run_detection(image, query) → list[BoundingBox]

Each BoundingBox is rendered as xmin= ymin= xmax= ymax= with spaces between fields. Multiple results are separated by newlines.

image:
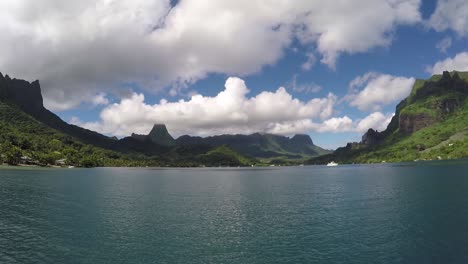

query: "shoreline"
xmin=1 ymin=158 xmax=467 ymax=170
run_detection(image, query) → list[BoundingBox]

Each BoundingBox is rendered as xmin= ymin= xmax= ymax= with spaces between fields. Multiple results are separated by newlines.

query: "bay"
xmin=1 ymin=161 xmax=468 ymax=263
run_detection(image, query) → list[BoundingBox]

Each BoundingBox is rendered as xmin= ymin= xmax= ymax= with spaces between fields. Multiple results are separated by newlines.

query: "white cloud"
xmin=0 ymin=0 xmax=421 ymax=110
xmin=265 ymin=112 xmax=395 ymax=135
xmin=427 ymin=52 xmax=468 ymax=74
xmin=71 ymin=77 xmax=398 ymax=138
xmin=74 ymin=77 xmax=338 ymax=137
xmin=319 ymin=116 xmax=355 ymax=133
xmin=266 ymin=116 xmax=354 ymax=135
xmin=46 ymin=92 xmax=111 ymax=111
xmin=356 ymin=112 xmax=394 ymax=133
xmin=436 ymin=36 xmax=452 ymax=53
xmin=347 ymin=72 xmax=415 ymax=111
xmin=298 ymin=0 xmax=421 ymax=68
xmin=429 ymin=0 xmax=468 ymax=36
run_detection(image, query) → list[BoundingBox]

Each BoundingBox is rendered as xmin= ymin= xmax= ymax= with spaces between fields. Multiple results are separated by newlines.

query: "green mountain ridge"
xmin=177 ymin=132 xmax=331 ymax=161
xmin=0 ymin=72 xmax=329 ymax=167
xmin=308 ymin=71 xmax=468 ymax=164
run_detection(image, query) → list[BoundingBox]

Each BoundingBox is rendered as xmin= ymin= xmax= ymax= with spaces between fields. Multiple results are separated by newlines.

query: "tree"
xmin=1 ymin=142 xmax=22 ymax=165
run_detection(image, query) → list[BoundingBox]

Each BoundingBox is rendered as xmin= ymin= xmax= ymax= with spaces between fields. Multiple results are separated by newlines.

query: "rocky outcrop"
xmin=290 ymin=134 xmax=314 ymax=146
xmin=399 ymin=113 xmax=437 ymax=134
xmin=131 ymin=124 xmax=176 ymax=146
xmin=396 ymin=71 xmax=465 ymax=134
xmin=148 ymin=124 xmax=175 ymax=145
xmin=0 ymin=72 xmax=44 ymax=113
xmin=433 ymin=98 xmax=460 ymax=114
xmin=361 ymin=129 xmax=384 ymax=146
xmin=0 ymin=72 xmax=138 ymax=152
xmin=398 ymin=97 xmax=461 ymax=134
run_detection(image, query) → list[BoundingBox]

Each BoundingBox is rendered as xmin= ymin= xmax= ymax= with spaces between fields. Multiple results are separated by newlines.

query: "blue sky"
xmin=1 ymin=0 xmax=468 ymax=149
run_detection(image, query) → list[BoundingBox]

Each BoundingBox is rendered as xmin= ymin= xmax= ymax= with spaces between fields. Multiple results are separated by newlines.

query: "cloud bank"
xmin=346 ymin=72 xmax=415 ymax=111
xmin=0 ymin=0 xmax=421 ymax=110
xmin=429 ymin=0 xmax=468 ymax=37
xmin=428 ymin=52 xmax=468 ymax=74
xmin=72 ymin=77 xmax=394 ymax=137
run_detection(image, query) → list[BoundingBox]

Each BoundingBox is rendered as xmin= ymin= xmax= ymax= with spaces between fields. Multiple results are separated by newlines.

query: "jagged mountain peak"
xmin=131 ymin=123 xmax=175 ymax=146
xmin=291 ymin=134 xmax=313 ymax=145
xmin=148 ymin=124 xmax=175 ymax=146
xmin=0 ymin=72 xmax=44 ymax=113
xmin=149 ymin=124 xmax=170 ymax=135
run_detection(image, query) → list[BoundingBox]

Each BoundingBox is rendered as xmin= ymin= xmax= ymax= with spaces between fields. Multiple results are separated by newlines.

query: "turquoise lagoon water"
xmin=1 ymin=161 xmax=468 ymax=263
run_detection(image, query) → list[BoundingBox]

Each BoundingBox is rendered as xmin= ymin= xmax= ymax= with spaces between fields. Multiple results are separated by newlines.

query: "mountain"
xmin=129 ymin=124 xmax=330 ymax=160
xmin=1 ymin=72 xmax=328 ymax=166
xmin=0 ymin=99 xmax=148 ymax=167
xmin=0 ymin=73 xmax=253 ymax=166
xmin=0 ymin=72 xmax=151 ymax=153
xmin=177 ymin=132 xmax=331 ymax=160
xmin=131 ymin=124 xmax=176 ymax=146
xmin=308 ymin=71 xmax=468 ymax=164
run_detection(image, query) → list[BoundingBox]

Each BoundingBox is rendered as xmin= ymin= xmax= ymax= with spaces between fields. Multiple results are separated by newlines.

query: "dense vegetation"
xmin=1 ymin=72 xmax=331 ymax=167
xmin=0 ymin=102 xmax=260 ymax=167
xmin=177 ymin=133 xmax=330 ymax=162
xmin=0 ymin=102 xmax=153 ymax=167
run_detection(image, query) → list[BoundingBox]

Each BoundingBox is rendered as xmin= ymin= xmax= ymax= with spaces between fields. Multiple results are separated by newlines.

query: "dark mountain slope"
xmin=177 ymin=132 xmax=331 ymax=159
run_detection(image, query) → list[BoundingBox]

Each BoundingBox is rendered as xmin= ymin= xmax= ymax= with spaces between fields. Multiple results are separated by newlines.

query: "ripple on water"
xmin=1 ymin=163 xmax=468 ymax=263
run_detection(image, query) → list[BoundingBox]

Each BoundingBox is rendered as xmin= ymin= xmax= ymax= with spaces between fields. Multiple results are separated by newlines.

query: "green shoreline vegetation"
xmin=1 ymin=71 xmax=468 ymax=168
xmin=0 ymin=102 xmax=309 ymax=168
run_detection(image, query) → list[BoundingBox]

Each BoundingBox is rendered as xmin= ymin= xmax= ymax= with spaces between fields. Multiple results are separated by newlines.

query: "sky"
xmin=1 ymin=0 xmax=468 ymax=149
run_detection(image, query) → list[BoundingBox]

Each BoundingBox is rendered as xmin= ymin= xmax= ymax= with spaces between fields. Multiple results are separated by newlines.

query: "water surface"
xmin=1 ymin=161 xmax=468 ymax=263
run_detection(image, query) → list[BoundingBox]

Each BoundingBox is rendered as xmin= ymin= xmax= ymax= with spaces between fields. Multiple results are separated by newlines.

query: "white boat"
xmin=326 ymin=161 xmax=338 ymax=167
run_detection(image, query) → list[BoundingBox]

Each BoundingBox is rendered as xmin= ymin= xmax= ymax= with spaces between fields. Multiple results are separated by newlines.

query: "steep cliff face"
xmin=290 ymin=134 xmax=314 ymax=146
xmin=399 ymin=114 xmax=437 ymax=134
xmin=398 ymin=98 xmax=460 ymax=134
xmin=361 ymin=129 xmax=384 ymax=145
xmin=0 ymin=73 xmax=44 ymax=113
xmin=362 ymin=71 xmax=467 ymax=139
xmin=396 ymin=72 xmax=465 ymax=134
xmin=0 ymin=72 xmax=150 ymax=152
xmin=131 ymin=124 xmax=176 ymax=146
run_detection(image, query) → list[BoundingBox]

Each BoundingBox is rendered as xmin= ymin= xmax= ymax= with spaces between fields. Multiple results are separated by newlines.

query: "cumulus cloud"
xmin=427 ymin=52 xmax=468 ymax=74
xmin=346 ymin=72 xmax=415 ymax=111
xmin=72 ymin=77 xmax=338 ymax=137
xmin=429 ymin=0 xmax=468 ymax=36
xmin=228 ymin=111 xmax=394 ymax=136
xmin=0 ymin=0 xmax=421 ymax=110
xmin=266 ymin=116 xmax=355 ymax=135
xmin=71 ymin=77 xmax=397 ymax=138
xmin=356 ymin=112 xmax=395 ymax=133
